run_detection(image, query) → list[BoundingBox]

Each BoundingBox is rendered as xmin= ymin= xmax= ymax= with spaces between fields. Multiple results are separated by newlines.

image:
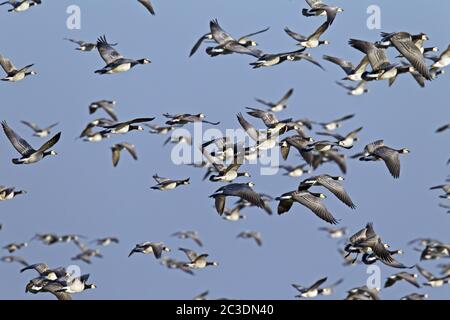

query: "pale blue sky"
xmin=0 ymin=0 xmax=449 ymax=299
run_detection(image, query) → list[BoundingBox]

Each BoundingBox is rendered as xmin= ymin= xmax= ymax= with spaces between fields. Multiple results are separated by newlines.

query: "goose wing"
xmin=137 ymin=0 xmax=155 ymax=15
xmin=284 ymin=27 xmax=306 ymax=42
xmin=222 ymin=184 xmax=265 ymax=208
xmin=389 ymin=32 xmax=432 ymax=80
xmin=20 ymin=263 xmax=49 ymax=275
xmin=307 ymin=277 xmax=328 ymax=291
xmin=237 ymin=113 xmax=259 ymax=142
xmin=0 ymin=54 xmax=16 ymax=74
xmin=372 ymin=238 xmax=394 ymax=263
xmin=277 ymin=88 xmax=294 ymax=105
xmin=294 ymin=192 xmax=339 ymax=224
xmin=238 ymin=26 xmax=270 ymax=40
xmin=2 ymin=121 xmax=36 ymax=157
xmin=44 ymin=123 xmax=59 ymax=131
xmin=20 ymin=120 xmax=40 ymax=132
xmin=210 ymin=19 xmax=235 ymax=44
xmin=96 ymin=35 xmax=123 ymax=65
xmin=398 ymin=272 xmax=421 ymax=288
xmin=416 ymin=265 xmax=435 ymax=281
xmin=190 ymin=33 xmax=210 ymax=57
xmin=111 ymin=146 xmax=121 ymax=167
xmin=152 ymin=174 xmax=171 ymax=184
xmin=179 ymin=247 xmax=198 ymax=262
xmin=308 ymin=21 xmax=329 ymax=41
xmin=43 ymin=283 xmax=72 ymax=300
xmin=323 ymin=55 xmax=354 ymax=75
xmin=120 ymin=142 xmax=138 ymax=160
xmin=36 ymin=132 xmax=61 ymax=153
xmin=348 ymin=39 xmax=390 ymax=71
xmin=317 ymin=175 xmax=356 ymax=208
xmin=373 ymin=146 xmax=401 ymax=178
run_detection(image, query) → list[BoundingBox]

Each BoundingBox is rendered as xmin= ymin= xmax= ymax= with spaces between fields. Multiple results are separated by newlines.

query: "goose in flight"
xmin=204 ymin=19 xmax=266 ymax=58
xmin=210 ymin=182 xmax=265 ymax=215
xmin=276 ymin=190 xmax=339 ymax=224
xmin=316 ymin=126 xmax=363 ymax=148
xmin=163 ymin=113 xmax=220 ymax=126
xmin=284 ymin=21 xmax=330 ymax=48
xmin=249 ymin=48 xmax=310 ymax=69
xmin=0 ymin=53 xmax=36 ymax=82
xmin=292 ymin=277 xmax=327 ymax=298
xmin=91 ymin=237 xmax=119 ymax=246
xmin=179 ymin=248 xmax=219 ymax=269
xmin=280 ymin=134 xmax=314 ymax=159
xmin=55 ymin=274 xmax=96 ymax=294
xmin=301 ymin=0 xmax=344 ymax=26
xmin=336 ymin=80 xmax=369 ymax=96
xmin=171 ymin=231 xmax=203 ymax=247
xmin=100 ymin=117 xmax=154 ymax=134
xmin=357 ymin=140 xmax=410 ymax=178
xmin=95 ymin=36 xmax=151 ymax=74
xmin=255 ymin=88 xmax=294 ymax=113
xmin=128 ymin=242 xmax=170 ymax=259
xmin=428 ymin=44 xmax=450 ymax=69
xmin=313 ymin=114 xmax=354 ymax=131
xmin=384 ymin=272 xmax=420 ymax=289
xmin=89 ymin=100 xmax=118 ymax=121
xmin=2 ymin=121 xmax=61 ymax=164
xmin=0 ymin=186 xmax=26 ymax=201
xmin=344 ymin=223 xmax=410 ymax=268
xmin=299 ymin=174 xmax=356 ymax=209
xmin=237 ymin=231 xmax=262 ymax=246
xmin=318 ymin=227 xmax=347 ymax=239
xmin=20 ymin=263 xmax=68 ymax=281
xmin=151 ymin=175 xmax=190 ymax=191
xmin=190 ymin=21 xmax=269 ymax=57
xmin=379 ymin=32 xmax=432 ymax=80
xmin=64 ymin=38 xmax=97 ymax=51
xmin=21 ymin=121 xmax=58 ymax=138
xmin=201 ymin=148 xmax=250 ymax=183
xmin=416 ymin=265 xmax=450 ymax=287
xmin=0 ymin=0 xmax=41 ymax=13
xmin=111 ymin=143 xmax=137 ymax=167
xmin=323 ymin=55 xmax=369 ymax=81
xmin=26 ymin=279 xmax=73 ymax=300
xmin=3 ymin=242 xmax=27 ymax=253
xmin=1 ymin=255 xmax=28 ymax=266
xmin=348 ymin=39 xmax=398 ymax=81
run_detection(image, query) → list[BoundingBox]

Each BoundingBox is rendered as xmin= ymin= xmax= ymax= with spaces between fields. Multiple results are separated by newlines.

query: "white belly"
xmin=340 ymin=138 xmax=354 ymax=147
xmin=351 ymin=87 xmax=364 ymax=96
xmin=15 ymin=2 xmax=30 ymax=12
xmin=162 ymin=183 xmax=177 ymax=190
xmin=10 ymin=72 xmax=26 ymax=82
xmin=113 ymin=126 xmax=130 ymax=134
xmin=348 ymin=73 xmax=363 ymax=81
xmin=380 ymin=68 xmax=398 ymax=79
xmin=264 ymin=57 xmax=281 ymax=66
xmin=302 ymin=40 xmax=318 ymax=48
xmin=289 ymin=169 xmax=304 ymax=177
xmin=434 ymin=57 xmax=450 ymax=68
xmin=430 ymin=280 xmax=444 ymax=287
xmin=109 ymin=63 xmax=131 ymax=74
xmin=302 ymin=290 xmax=318 ymax=298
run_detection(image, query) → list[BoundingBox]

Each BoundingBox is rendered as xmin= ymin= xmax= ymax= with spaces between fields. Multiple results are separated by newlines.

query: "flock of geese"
xmin=1 ymin=0 xmax=449 ymax=300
